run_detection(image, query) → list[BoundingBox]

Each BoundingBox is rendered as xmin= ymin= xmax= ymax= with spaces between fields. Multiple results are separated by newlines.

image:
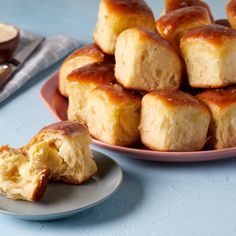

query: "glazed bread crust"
xmin=115 ymin=27 xmax=182 ymax=92
xmin=197 ymin=88 xmax=236 ymax=149
xmin=67 ymin=62 xmax=115 ymax=84
xmin=181 ymin=24 xmax=236 ymax=45
xmin=227 ymin=0 xmax=236 ymax=29
xmin=156 ymin=6 xmax=212 ymax=54
xmin=93 ymin=0 xmax=155 ymax=54
xmin=104 ymin=0 xmax=154 ymax=16
xmin=164 ymin=0 xmax=214 ymax=21
xmin=59 ymin=43 xmax=107 ymax=97
xmin=67 ymin=62 xmax=116 ymax=123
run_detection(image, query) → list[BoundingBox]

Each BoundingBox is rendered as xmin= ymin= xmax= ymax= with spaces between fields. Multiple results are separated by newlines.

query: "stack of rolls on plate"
xmin=58 ymin=0 xmax=236 ymax=152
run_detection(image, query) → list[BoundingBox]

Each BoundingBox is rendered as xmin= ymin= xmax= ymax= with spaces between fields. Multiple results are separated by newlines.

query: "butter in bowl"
xmin=0 ymin=23 xmax=19 ymax=64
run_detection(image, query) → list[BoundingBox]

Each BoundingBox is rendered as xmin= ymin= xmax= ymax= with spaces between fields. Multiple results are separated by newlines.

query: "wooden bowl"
xmin=0 ymin=23 xmax=19 ymax=64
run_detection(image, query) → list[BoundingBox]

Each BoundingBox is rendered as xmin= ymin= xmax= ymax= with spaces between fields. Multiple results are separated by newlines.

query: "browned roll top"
xmin=157 ymin=6 xmax=211 ymax=37
xmin=197 ymin=87 xmax=236 ymax=107
xmin=165 ymin=0 xmax=214 ymax=21
xmin=181 ymin=24 xmax=236 ymax=45
xmin=148 ymin=90 xmax=208 ymax=109
xmin=67 ymin=62 xmax=116 ymax=84
xmin=104 ymin=0 xmax=154 ymax=17
xmin=41 ymin=121 xmax=88 ymax=137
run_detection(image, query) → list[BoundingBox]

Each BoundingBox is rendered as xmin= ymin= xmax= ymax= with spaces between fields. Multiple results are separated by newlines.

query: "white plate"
xmin=0 ymin=151 xmax=123 ymax=221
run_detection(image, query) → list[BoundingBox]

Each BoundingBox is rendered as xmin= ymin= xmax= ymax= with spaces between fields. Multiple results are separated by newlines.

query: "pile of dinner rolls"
xmin=58 ymin=0 xmax=236 ymax=152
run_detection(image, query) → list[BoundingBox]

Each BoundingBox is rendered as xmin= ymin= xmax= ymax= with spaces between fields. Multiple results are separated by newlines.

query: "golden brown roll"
xmin=93 ymin=0 xmax=155 ymax=54
xmin=197 ymin=88 xmax=236 ymax=150
xmin=67 ymin=62 xmax=116 ymax=123
xmin=87 ymin=84 xmax=141 ymax=146
xmin=0 ymin=146 xmax=50 ymax=201
xmin=58 ymin=43 xmax=110 ymax=97
xmin=156 ymin=6 xmax=212 ymax=54
xmin=227 ymin=0 xmax=236 ymax=29
xmin=180 ymin=25 xmax=236 ymax=88
xmin=115 ymin=27 xmax=182 ymax=92
xmin=25 ymin=121 xmax=97 ymax=185
xmin=163 ymin=0 xmax=214 ymax=21
xmin=140 ymin=90 xmax=210 ymax=151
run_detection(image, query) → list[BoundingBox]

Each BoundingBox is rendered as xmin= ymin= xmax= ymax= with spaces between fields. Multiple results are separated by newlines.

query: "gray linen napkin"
xmin=0 ymin=30 xmax=80 ymax=103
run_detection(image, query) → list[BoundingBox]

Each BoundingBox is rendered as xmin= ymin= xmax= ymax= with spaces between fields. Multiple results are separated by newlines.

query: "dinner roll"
xmin=67 ymin=62 xmax=116 ymax=123
xmin=227 ymin=0 xmax=236 ymax=29
xmin=59 ymin=43 xmax=109 ymax=97
xmin=0 ymin=146 xmax=50 ymax=201
xmin=87 ymin=84 xmax=141 ymax=146
xmin=197 ymin=88 xmax=236 ymax=150
xmin=156 ymin=6 xmax=212 ymax=54
xmin=180 ymin=25 xmax=236 ymax=88
xmin=140 ymin=90 xmax=210 ymax=151
xmin=93 ymin=0 xmax=155 ymax=54
xmin=25 ymin=121 xmax=97 ymax=184
xmin=163 ymin=0 xmax=214 ymax=21
xmin=115 ymin=27 xmax=182 ymax=92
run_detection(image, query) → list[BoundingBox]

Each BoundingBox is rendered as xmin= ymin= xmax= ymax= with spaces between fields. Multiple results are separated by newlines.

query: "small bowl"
xmin=0 ymin=23 xmax=19 ymax=64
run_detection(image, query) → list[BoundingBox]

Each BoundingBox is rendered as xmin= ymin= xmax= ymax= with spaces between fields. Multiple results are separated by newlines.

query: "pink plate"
xmin=40 ymin=73 xmax=236 ymax=162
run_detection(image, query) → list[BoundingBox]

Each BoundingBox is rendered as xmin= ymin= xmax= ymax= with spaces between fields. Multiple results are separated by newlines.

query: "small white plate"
xmin=0 ymin=151 xmax=123 ymax=221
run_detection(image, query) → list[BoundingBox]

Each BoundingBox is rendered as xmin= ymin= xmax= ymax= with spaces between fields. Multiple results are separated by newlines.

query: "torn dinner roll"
xmin=0 ymin=146 xmax=50 ymax=201
xmin=25 ymin=121 xmax=97 ymax=185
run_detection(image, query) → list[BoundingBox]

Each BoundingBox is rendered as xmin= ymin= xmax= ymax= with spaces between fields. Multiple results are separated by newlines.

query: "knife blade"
xmin=0 ymin=37 xmax=44 ymax=90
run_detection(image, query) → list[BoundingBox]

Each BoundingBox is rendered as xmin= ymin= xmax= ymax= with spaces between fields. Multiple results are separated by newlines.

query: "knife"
xmin=0 ymin=37 xmax=45 ymax=90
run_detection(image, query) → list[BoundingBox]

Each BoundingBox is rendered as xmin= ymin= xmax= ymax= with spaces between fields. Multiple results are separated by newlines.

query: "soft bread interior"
xmin=0 ymin=147 xmax=49 ymax=201
xmin=27 ymin=131 xmax=97 ymax=184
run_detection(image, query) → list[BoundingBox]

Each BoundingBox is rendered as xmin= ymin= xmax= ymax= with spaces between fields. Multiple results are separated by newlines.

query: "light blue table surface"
xmin=0 ymin=0 xmax=235 ymax=235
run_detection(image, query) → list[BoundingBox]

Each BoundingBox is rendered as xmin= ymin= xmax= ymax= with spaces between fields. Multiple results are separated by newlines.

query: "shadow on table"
xmin=57 ymin=169 xmax=144 ymax=225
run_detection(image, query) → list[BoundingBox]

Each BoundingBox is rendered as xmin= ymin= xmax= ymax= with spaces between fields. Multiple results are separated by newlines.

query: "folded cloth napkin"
xmin=0 ymin=29 xmax=80 ymax=103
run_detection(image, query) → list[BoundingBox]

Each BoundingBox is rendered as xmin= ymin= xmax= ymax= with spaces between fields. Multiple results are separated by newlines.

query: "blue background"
xmin=0 ymin=1 xmax=234 ymax=235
